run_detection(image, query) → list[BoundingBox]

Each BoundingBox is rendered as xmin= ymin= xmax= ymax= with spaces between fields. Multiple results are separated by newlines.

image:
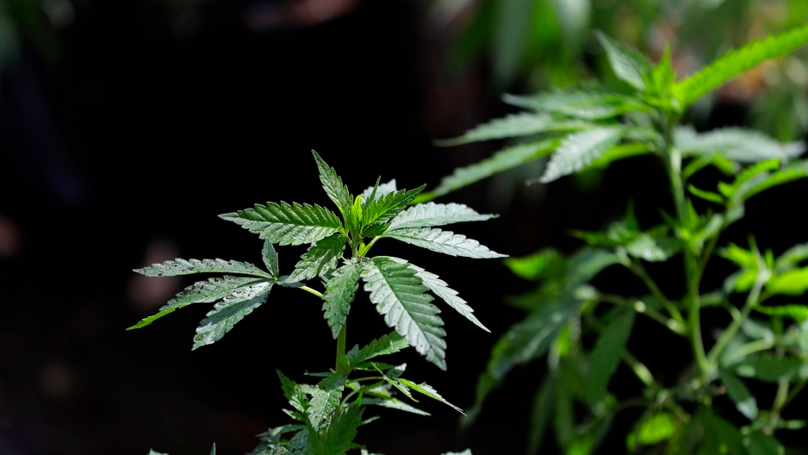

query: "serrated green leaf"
xmin=623 ymin=234 xmax=681 ymax=262
xmin=219 ymin=201 xmax=342 ymax=246
xmin=586 ymin=142 xmax=652 ymax=170
xmin=307 ymin=374 xmax=346 ymax=431
xmin=387 ymin=257 xmax=488 ymax=332
xmin=360 ymin=186 xmax=425 ymax=229
xmin=720 ymin=243 xmax=758 ymax=269
xmin=322 ymin=262 xmax=361 ymax=339
xmin=388 ymin=202 xmax=495 ymax=231
xmin=766 ymin=267 xmax=808 ymax=295
xmin=587 ymin=310 xmax=635 ymax=405
xmin=312 ymin=396 xmax=363 ymax=455
xmin=540 ymin=127 xmax=623 ymax=183
xmin=429 ymin=139 xmax=559 ymax=198
xmin=504 ymin=90 xmax=648 ymax=119
xmin=675 ymin=24 xmax=808 ymax=107
xmin=288 ymin=233 xmax=346 ymax=282
xmin=362 ymin=397 xmax=430 ymax=416
xmin=595 ymin=30 xmax=653 ymax=91
xmin=719 ymin=369 xmax=758 ymax=420
xmin=127 ymin=276 xmax=267 ymax=330
xmin=396 ymin=378 xmax=464 ymax=415
xmin=384 ymin=227 xmax=506 ymax=259
xmin=734 ymin=167 xmax=807 ymax=202
xmin=349 ymin=332 xmax=409 ymax=366
xmin=263 ymin=240 xmax=280 ymax=277
xmin=277 ymin=370 xmax=309 ymax=414
xmin=361 ymin=257 xmax=447 ymax=370
xmin=675 ymin=126 xmax=805 ymax=163
xmin=756 ymin=305 xmax=808 ymax=322
xmin=688 ymin=184 xmax=725 ymax=204
xmin=192 ymin=282 xmax=272 ymax=349
xmin=135 ymin=258 xmax=271 ymax=278
xmin=312 ymin=150 xmax=353 ymax=216
xmin=435 ymin=112 xmax=591 ymax=146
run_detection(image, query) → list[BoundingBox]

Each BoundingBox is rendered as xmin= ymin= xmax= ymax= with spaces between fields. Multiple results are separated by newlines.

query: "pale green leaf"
xmin=587 ymin=310 xmax=635 ymax=405
xmin=288 ymin=233 xmax=346 ymax=282
xmin=362 ymin=397 xmax=430 ymax=416
xmin=127 ymin=276 xmax=267 ymax=330
xmin=387 ymin=257 xmax=488 ymax=332
xmin=322 ymin=262 xmax=361 ymax=339
xmin=442 ymin=451 xmax=472 ymax=455
xmin=623 ymin=234 xmax=681 ymax=262
xmin=361 ymin=186 xmax=426 ymax=229
xmin=429 ymin=139 xmax=559 ymax=197
xmin=384 ymin=227 xmax=506 ymax=259
xmin=540 ymin=127 xmax=624 ymax=183
xmin=192 ymin=282 xmax=272 ymax=349
xmin=135 ymin=258 xmax=271 ymax=278
xmin=719 ymin=369 xmax=758 ymax=420
xmin=504 ymin=90 xmax=648 ymax=120
xmin=675 ymin=24 xmax=808 ymax=106
xmin=388 ymin=202 xmax=495 ymax=231
xmin=675 ymin=126 xmax=805 ymax=163
xmin=348 ymin=332 xmax=409 ymax=366
xmin=361 ymin=179 xmax=397 ymax=201
xmin=307 ymin=374 xmax=346 ymax=431
xmin=435 ymin=112 xmax=591 ymax=146
xmin=595 ymin=31 xmax=653 ymax=91
xmin=312 ymin=150 xmax=353 ymax=215
xmin=210 ymin=444 xmax=216 ymax=455
xmin=220 ymin=202 xmax=341 ymax=246
xmin=361 ymin=257 xmax=447 ymax=370
xmin=148 ymin=451 xmax=169 ymax=455
xmin=397 ymin=378 xmax=464 ymax=415
xmin=263 ymin=240 xmax=280 ymax=277
xmin=766 ymin=267 xmax=808 ymax=295
xmin=775 ymin=243 xmax=808 ymax=273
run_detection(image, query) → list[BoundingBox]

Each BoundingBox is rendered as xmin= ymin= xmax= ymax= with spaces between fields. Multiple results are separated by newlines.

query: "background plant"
xmin=422 ymin=24 xmax=808 ymax=454
xmin=130 ymin=151 xmax=503 ymax=454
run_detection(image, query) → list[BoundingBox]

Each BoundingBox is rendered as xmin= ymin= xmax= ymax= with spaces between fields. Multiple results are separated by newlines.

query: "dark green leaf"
xmin=587 ymin=310 xmax=635 ymax=405
xmin=361 ymin=257 xmax=447 ymax=370
xmin=744 ymin=431 xmax=784 ymax=455
xmin=361 ymin=186 xmax=426 ymax=229
xmin=348 ymin=332 xmax=409 ymax=366
xmin=288 ymin=233 xmax=346 ymax=282
xmin=322 ymin=262 xmax=362 ymax=339
xmin=277 ymin=370 xmax=309 ymax=414
xmin=307 ymin=374 xmax=346 ymax=431
xmin=719 ymin=369 xmax=758 ymax=420
xmin=735 ymin=355 xmax=808 ymax=382
xmin=263 ymin=240 xmax=280 ymax=277
xmin=192 ymin=282 xmax=272 ymax=349
xmin=527 ymin=373 xmax=557 ymax=455
xmin=312 ymin=150 xmax=353 ymax=216
xmin=220 ymin=202 xmax=342 ymax=246
xmin=312 ymin=397 xmax=363 ymax=455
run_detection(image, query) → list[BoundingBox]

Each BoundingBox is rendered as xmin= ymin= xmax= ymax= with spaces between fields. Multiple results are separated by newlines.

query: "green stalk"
xmin=299 ymin=286 xmax=324 ymax=299
xmin=706 ymin=271 xmax=765 ymax=366
xmin=336 ymin=323 xmax=349 ymax=375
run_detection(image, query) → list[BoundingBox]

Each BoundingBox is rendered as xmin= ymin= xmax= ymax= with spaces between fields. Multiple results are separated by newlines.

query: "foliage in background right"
xmin=423 ymin=22 xmax=808 ymax=454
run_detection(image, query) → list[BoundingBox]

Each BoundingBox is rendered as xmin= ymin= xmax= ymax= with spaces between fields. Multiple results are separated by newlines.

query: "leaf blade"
xmin=388 ymin=202 xmax=496 ymax=231
xmin=540 ymin=127 xmax=623 ymax=183
xmin=288 ymin=233 xmax=346 ymax=282
xmin=135 ymin=258 xmax=271 ymax=278
xmin=312 ymin=150 xmax=353 ymax=215
xmin=219 ymin=201 xmax=341 ymax=246
xmin=384 ymin=227 xmax=507 ymax=259
xmin=322 ymin=261 xmax=362 ymax=339
xmin=192 ymin=282 xmax=272 ymax=349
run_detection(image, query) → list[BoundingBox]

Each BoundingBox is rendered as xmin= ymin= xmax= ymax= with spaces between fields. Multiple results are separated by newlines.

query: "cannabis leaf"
xmin=348 ymin=332 xmax=409 ymax=366
xmin=135 ymin=258 xmax=271 ymax=278
xmin=322 ymin=262 xmax=362 ymax=339
xmin=504 ymin=90 xmax=648 ymax=120
xmin=361 ymin=257 xmax=447 ymax=370
xmin=587 ymin=310 xmax=635 ymax=405
xmin=220 ymin=202 xmax=342 ymax=246
xmin=435 ymin=112 xmax=590 ymax=146
xmin=388 ymin=202 xmax=495 ymax=231
xmin=540 ymin=127 xmax=624 ymax=183
xmin=675 ymin=24 xmax=808 ymax=107
xmin=312 ymin=150 xmax=353 ymax=216
xmin=307 ymin=374 xmax=346 ymax=431
xmin=289 ymin=233 xmax=346 ymax=282
xmin=361 ymin=185 xmax=426 ymax=228
xmin=595 ymin=30 xmax=653 ymax=91
xmin=675 ymin=126 xmax=805 ymax=163
xmin=192 ymin=282 xmax=272 ymax=349
xmin=361 ymin=179 xmax=397 ymax=201
xmin=384 ymin=227 xmax=506 ymax=259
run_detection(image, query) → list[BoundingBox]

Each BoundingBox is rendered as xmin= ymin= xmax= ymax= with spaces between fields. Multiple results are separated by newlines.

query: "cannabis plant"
xmin=425 ymin=25 xmax=808 ymax=453
xmin=129 ymin=152 xmax=503 ymax=454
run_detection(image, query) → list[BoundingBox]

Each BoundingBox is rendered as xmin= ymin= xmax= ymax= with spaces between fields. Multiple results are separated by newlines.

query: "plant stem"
xmin=299 ymin=286 xmax=324 ymax=299
xmin=336 ymin=323 xmax=349 ymax=375
xmin=706 ymin=272 xmax=765 ymax=367
xmin=622 ymin=351 xmax=655 ymax=387
xmin=626 ymin=262 xmax=686 ymax=327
